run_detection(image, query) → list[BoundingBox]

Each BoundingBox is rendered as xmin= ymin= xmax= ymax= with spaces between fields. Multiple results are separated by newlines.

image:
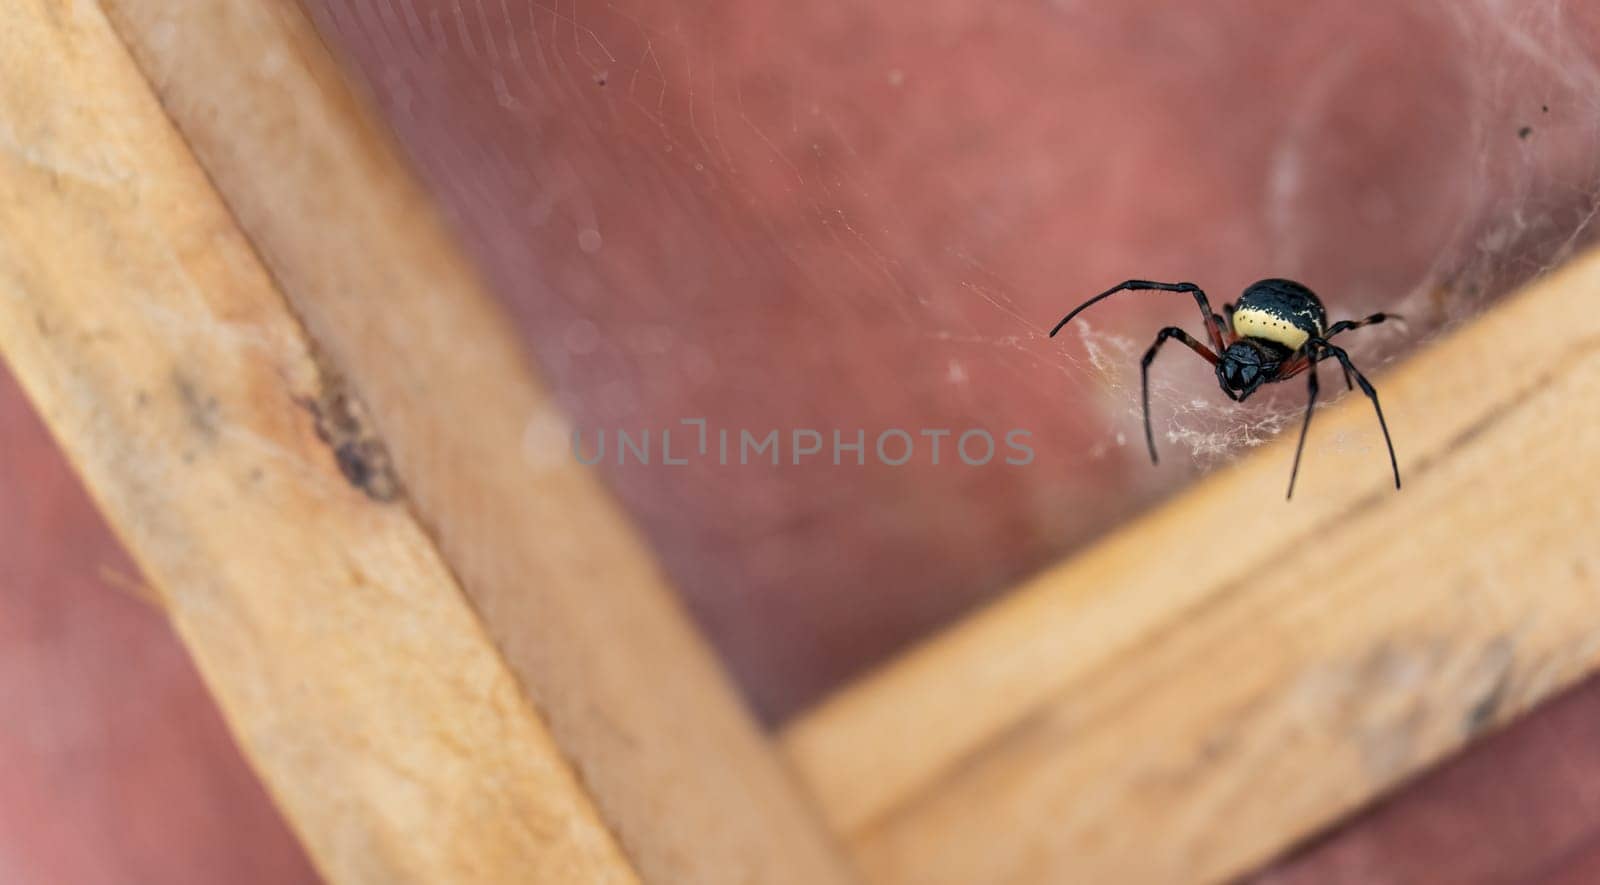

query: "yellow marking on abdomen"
xmin=1232 ymin=307 xmax=1312 ymax=349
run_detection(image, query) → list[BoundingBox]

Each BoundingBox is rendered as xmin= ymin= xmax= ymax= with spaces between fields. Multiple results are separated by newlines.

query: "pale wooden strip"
xmin=785 ymin=250 xmax=1600 ymax=883
xmin=0 ymin=3 xmax=635 ymax=883
xmin=95 ymin=2 xmax=855 ymax=883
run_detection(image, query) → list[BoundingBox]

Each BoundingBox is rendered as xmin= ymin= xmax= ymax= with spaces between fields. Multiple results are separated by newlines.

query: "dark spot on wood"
xmin=335 ymin=441 xmax=376 ymax=489
xmin=1464 ymin=638 xmax=1515 ymax=737
xmin=1518 ymin=126 xmax=1533 ymax=140
xmin=1466 ymin=680 xmax=1506 ymax=734
xmin=1197 ymin=730 xmax=1231 ymax=765
xmin=172 ymin=372 xmax=219 ymax=439
xmin=300 ymin=367 xmax=401 ymax=503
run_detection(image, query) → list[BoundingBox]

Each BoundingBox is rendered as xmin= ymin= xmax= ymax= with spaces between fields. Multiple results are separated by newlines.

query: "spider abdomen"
xmin=1231 ymin=278 xmax=1327 ymax=350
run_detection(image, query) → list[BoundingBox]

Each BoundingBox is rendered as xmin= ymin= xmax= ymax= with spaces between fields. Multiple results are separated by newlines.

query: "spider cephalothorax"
xmin=1049 ymin=278 xmax=1401 ymax=498
xmin=1218 ymin=339 xmax=1284 ymax=399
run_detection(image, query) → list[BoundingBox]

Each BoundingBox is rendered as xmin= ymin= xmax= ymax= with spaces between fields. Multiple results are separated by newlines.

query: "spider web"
xmin=306 ymin=0 xmax=1600 ymax=716
xmin=323 ymin=0 xmax=1600 ymax=466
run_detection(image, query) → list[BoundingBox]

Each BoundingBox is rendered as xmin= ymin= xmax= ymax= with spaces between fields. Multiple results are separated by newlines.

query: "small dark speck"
xmin=334 ymin=442 xmax=376 ymax=492
xmin=1542 ymin=104 xmax=1550 ymax=113
xmin=1518 ymin=126 xmax=1533 ymax=140
xmin=594 ymin=72 xmax=608 ymax=87
xmin=1466 ymin=676 xmax=1508 ymax=735
xmin=1464 ymin=639 xmax=1515 ymax=737
xmin=302 ymin=372 xmax=402 ymax=503
xmin=172 ymin=372 xmax=220 ymax=439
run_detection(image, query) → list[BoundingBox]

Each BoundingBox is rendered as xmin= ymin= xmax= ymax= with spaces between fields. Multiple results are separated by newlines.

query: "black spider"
xmin=1050 ymin=279 xmax=1401 ymax=498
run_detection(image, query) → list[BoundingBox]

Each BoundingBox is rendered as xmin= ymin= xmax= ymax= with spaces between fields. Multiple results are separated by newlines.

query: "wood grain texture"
xmin=783 ymin=248 xmax=1600 ymax=883
xmin=0 ymin=371 xmax=321 ymax=885
xmin=91 ymin=2 xmax=854 ymax=883
xmin=1254 ymin=674 xmax=1600 ymax=884
xmin=0 ymin=3 xmax=634 ymax=882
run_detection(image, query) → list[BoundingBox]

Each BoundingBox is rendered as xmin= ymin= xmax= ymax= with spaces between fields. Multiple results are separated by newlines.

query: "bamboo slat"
xmin=4 ymin=2 xmax=852 ymax=882
xmin=0 ymin=4 xmax=634 ymax=881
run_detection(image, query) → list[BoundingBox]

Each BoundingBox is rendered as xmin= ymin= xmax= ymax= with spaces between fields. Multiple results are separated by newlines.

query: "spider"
xmin=1049 ymin=278 xmax=1401 ymax=498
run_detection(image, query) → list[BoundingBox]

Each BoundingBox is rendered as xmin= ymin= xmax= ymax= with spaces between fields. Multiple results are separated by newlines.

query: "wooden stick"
xmin=4 ymin=2 xmax=851 ymax=882
xmin=784 ymin=249 xmax=1600 ymax=883
xmin=0 ymin=4 xmax=633 ymax=882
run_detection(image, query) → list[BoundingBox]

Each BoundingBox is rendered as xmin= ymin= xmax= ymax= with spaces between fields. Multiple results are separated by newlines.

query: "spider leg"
xmin=1141 ymin=326 xmax=1220 ymax=465
xmin=1286 ymin=352 xmax=1321 ymax=500
xmin=1275 ymin=352 xmax=1312 ymax=381
xmin=1312 ymin=340 xmax=1402 ymax=490
xmin=1210 ymin=304 xmax=1233 ymax=346
xmin=1051 ymin=280 xmax=1228 ymax=352
xmin=1324 ymin=313 xmax=1396 ymax=390
xmin=1324 ymin=312 xmax=1401 ymax=338
xmin=1282 ymin=351 xmax=1346 ymax=389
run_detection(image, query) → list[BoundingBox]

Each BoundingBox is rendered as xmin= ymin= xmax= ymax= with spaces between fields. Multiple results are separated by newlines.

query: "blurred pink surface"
xmin=4 ymin=1 xmax=1600 ymax=881
xmin=310 ymin=0 xmax=1600 ymax=719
